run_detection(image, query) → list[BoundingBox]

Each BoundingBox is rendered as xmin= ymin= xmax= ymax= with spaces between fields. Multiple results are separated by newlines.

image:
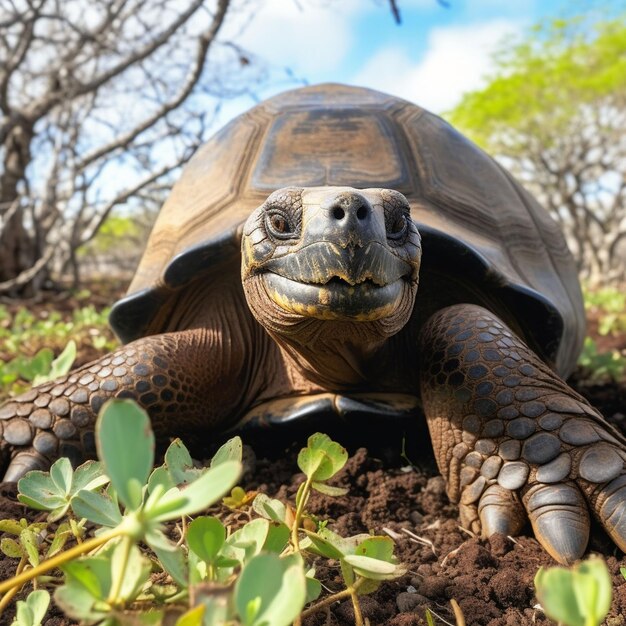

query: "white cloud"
xmin=227 ymin=0 xmax=359 ymax=77
xmin=349 ymin=19 xmax=522 ymax=113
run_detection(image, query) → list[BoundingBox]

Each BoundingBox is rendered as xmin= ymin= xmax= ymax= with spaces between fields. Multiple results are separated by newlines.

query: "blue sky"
xmin=219 ymin=0 xmax=574 ymax=121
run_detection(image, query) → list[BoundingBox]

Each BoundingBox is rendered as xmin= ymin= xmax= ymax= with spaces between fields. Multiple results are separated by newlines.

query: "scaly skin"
xmin=0 ymin=329 xmax=254 ymax=481
xmin=420 ymin=303 xmax=626 ymax=563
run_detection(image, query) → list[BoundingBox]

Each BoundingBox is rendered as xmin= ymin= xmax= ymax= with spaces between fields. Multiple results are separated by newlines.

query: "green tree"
xmin=447 ymin=11 xmax=626 ymax=283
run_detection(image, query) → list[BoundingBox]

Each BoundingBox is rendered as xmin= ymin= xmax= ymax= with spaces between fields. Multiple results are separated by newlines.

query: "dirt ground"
xmin=0 ymin=285 xmax=625 ymax=625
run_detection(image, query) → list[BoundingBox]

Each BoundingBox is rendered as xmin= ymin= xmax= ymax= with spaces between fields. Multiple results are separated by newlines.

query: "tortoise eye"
xmin=266 ymin=210 xmax=295 ymax=238
xmin=388 ymin=214 xmax=407 ymax=239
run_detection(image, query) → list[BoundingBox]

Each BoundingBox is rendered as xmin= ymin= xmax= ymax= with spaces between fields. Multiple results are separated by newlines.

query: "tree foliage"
xmin=447 ymin=12 xmax=626 ymax=283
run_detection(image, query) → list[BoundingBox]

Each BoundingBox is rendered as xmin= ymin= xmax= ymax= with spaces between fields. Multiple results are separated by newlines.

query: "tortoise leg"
xmin=419 ymin=303 xmax=626 ymax=564
xmin=0 ymin=329 xmax=246 ymax=481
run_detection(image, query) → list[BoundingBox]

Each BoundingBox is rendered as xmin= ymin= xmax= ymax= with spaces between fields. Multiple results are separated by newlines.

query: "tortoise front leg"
xmin=0 ymin=329 xmax=246 ymax=481
xmin=419 ymin=303 xmax=626 ymax=564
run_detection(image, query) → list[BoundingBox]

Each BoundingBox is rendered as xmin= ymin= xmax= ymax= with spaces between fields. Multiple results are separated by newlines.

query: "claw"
xmin=524 ymin=483 xmax=589 ymax=564
xmin=478 ymin=484 xmax=526 ymax=537
xmin=3 ymin=450 xmax=49 ymax=482
xmin=585 ymin=474 xmax=626 ymax=553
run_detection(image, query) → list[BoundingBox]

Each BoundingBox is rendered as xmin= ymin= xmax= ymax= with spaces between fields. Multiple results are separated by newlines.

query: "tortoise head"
xmin=241 ymin=186 xmax=422 ymax=345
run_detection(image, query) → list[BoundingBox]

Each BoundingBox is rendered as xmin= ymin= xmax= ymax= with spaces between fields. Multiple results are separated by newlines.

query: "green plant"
xmin=0 ymin=406 xmax=404 ymax=626
xmin=11 ymin=590 xmax=50 ymax=626
xmin=583 ymin=286 xmax=626 ymax=337
xmin=534 ymin=556 xmax=612 ymax=626
xmin=578 ymin=337 xmax=626 ymax=381
xmin=0 ymin=302 xmax=117 ymax=398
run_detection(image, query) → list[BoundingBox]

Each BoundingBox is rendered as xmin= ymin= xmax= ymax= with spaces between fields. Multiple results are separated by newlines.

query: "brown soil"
xmin=0 ymin=284 xmax=625 ymax=625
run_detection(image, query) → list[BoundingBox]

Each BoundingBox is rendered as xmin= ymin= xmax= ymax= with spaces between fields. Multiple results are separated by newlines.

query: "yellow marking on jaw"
xmin=267 ymin=285 xmax=400 ymax=321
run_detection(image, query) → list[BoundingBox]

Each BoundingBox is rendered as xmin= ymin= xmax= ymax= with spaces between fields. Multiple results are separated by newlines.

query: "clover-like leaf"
xmin=252 ymin=494 xmax=287 ymax=523
xmin=71 ymin=489 xmax=123 ymax=527
xmin=222 ymin=518 xmax=269 ymax=566
xmin=18 ymin=471 xmax=67 ymax=513
xmin=234 ymin=553 xmax=306 ymax=626
xmin=187 ymin=517 xmax=225 ymax=564
xmin=535 ymin=556 xmax=612 ymax=626
xmin=164 ymin=439 xmax=201 ymax=486
xmin=211 ymin=436 xmax=242 ymax=467
xmin=297 ymin=433 xmax=347 ymax=481
xmin=18 ymin=460 xmax=108 ymax=523
xmin=96 ymin=399 xmax=155 ymax=511
xmin=12 ymin=590 xmax=50 ymax=626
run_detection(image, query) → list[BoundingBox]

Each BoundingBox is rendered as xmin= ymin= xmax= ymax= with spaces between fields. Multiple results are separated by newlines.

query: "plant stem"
xmin=300 ymin=578 xmax=366 ymax=620
xmin=291 ymin=476 xmax=312 ymax=552
xmin=107 ymin=534 xmax=133 ymax=605
xmin=350 ymin=588 xmax=363 ymax=626
xmin=0 ymin=527 xmax=121 ymax=596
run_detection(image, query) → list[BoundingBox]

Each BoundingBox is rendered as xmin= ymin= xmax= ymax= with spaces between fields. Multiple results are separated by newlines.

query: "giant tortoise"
xmin=1 ymin=83 xmax=625 ymax=564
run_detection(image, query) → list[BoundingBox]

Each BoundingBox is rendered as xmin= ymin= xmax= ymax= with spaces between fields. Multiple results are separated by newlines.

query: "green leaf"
xmin=187 ymin=517 xmax=226 ymax=564
xmin=18 ymin=590 xmax=50 ymax=626
xmin=96 ymin=399 xmax=154 ymax=510
xmin=0 ymin=519 xmax=26 ymax=535
xmin=148 ymin=465 xmax=175 ymax=495
xmin=302 ymin=527 xmax=361 ymax=560
xmin=62 ymin=555 xmax=112 ymax=600
xmin=146 ymin=528 xmax=188 ymax=587
xmin=18 ymin=472 xmax=66 ymax=511
xmin=297 ymin=433 xmax=347 ymax=481
xmin=305 ymin=570 xmax=322 ymax=604
xmin=164 ymin=439 xmax=201 ymax=486
xmin=1 ymin=537 xmax=24 ymax=558
xmin=222 ymin=518 xmax=269 ymax=566
xmin=263 ymin=522 xmax=290 ymax=554
xmin=19 ymin=528 xmax=40 ymax=567
xmin=343 ymin=555 xmax=400 ymax=580
xmin=252 ymin=494 xmax=286 ymax=523
xmin=49 ymin=458 xmax=73 ymax=497
xmin=46 ymin=523 xmax=71 ymax=558
xmin=149 ymin=460 xmax=241 ymax=522
xmin=211 ymin=436 xmax=242 ymax=467
xmin=311 ymin=481 xmax=348 ymax=497
xmin=355 ymin=536 xmax=395 ymax=562
xmin=48 ymin=340 xmax=77 ymax=380
xmin=14 ymin=602 xmax=34 ymax=626
xmin=71 ymin=489 xmax=123 ymax=527
xmin=71 ymin=461 xmax=108 ymax=493
xmin=111 ymin=541 xmax=151 ymax=602
xmin=234 ymin=553 xmax=306 ymax=626
xmin=535 ymin=557 xmax=612 ymax=626
xmin=54 ymin=584 xmax=101 ymax=621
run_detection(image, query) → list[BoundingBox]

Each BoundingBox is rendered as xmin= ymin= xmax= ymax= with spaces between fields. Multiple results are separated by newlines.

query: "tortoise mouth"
xmin=261 ymin=271 xmax=408 ymax=321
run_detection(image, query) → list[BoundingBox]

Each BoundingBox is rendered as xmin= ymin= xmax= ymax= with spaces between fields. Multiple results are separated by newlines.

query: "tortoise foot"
xmin=420 ymin=303 xmax=626 ymax=564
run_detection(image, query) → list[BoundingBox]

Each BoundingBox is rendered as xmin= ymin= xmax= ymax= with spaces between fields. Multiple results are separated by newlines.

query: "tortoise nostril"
xmin=333 ymin=207 xmax=345 ymax=220
xmin=356 ymin=205 xmax=368 ymax=221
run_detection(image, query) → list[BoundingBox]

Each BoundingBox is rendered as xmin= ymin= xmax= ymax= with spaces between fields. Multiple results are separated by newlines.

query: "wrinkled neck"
xmin=270 ymin=323 xmax=389 ymax=389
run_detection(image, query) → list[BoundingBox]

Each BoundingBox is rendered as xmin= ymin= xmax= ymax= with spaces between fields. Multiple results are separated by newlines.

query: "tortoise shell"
xmin=110 ymin=83 xmax=584 ymax=377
